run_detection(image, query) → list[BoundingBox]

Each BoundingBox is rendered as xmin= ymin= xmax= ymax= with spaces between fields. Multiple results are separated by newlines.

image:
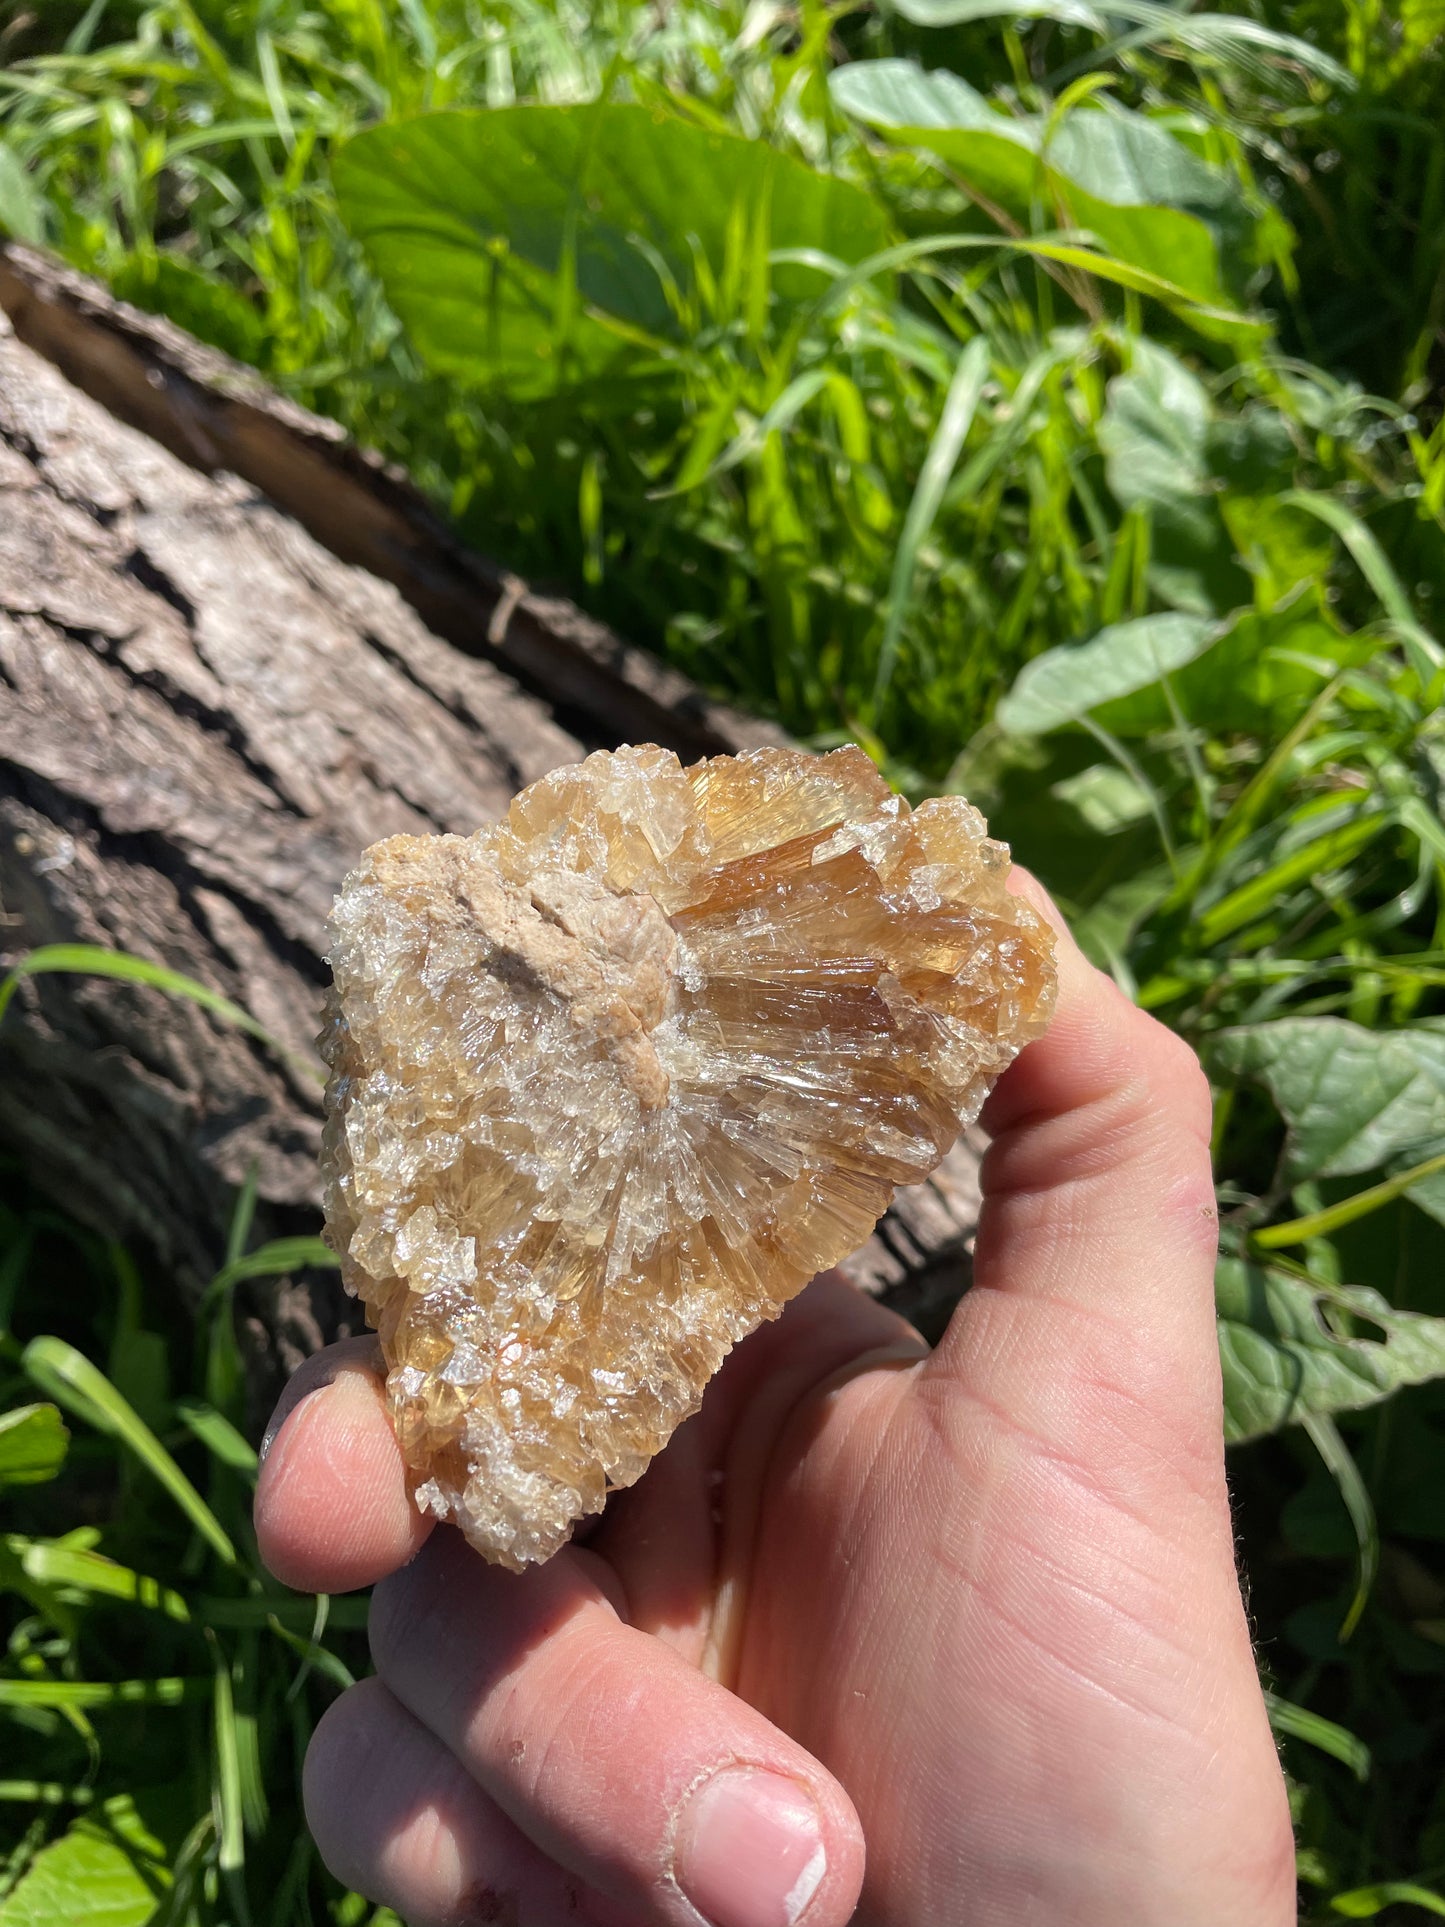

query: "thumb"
xmin=925 ymin=869 xmax=1222 ymax=1441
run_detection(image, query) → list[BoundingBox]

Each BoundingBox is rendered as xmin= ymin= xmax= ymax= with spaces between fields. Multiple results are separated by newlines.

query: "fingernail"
xmin=674 ymin=1767 xmax=827 ymax=1927
xmin=258 ymin=1341 xmax=383 ymax=1467
xmin=259 ymin=1384 xmax=325 ymax=1467
xmin=259 ymin=1370 xmax=366 ymax=1467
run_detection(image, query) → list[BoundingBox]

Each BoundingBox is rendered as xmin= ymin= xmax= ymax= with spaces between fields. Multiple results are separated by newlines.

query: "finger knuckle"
xmin=1120 ymin=1004 xmax=1214 ymax=1148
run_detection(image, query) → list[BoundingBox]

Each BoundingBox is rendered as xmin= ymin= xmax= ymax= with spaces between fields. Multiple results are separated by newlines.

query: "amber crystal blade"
xmin=319 ymin=744 xmax=1056 ymax=1569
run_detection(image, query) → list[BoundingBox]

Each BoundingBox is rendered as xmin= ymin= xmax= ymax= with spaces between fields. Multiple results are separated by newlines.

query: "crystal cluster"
xmin=319 ymin=744 xmax=1055 ymax=1568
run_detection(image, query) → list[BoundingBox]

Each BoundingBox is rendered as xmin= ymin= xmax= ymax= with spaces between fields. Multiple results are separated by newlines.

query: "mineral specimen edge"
xmin=319 ymin=742 xmax=1056 ymax=1570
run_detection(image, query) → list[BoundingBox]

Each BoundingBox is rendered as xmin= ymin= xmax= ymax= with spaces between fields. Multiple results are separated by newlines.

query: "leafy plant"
xmin=0 ymin=953 xmax=380 ymax=1925
xmin=968 ymin=504 xmax=1445 ymax=1914
xmin=2 ymin=0 xmax=1445 ymax=1918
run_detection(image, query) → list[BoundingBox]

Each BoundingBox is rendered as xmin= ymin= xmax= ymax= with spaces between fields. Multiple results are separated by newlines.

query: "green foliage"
xmin=2 ymin=0 xmax=1445 ymax=1918
xmin=0 ymin=1410 xmax=68 ymax=1491
xmin=0 ymin=1795 xmax=170 ymax=1927
xmin=1212 ymin=1019 xmax=1445 ymax=1227
xmin=7 ymin=0 xmax=1439 ymax=775
xmin=0 ymin=1176 xmax=372 ymax=1927
xmin=334 ymin=105 xmax=893 ymax=392
xmin=1218 ymin=1263 xmax=1445 ymax=1441
xmin=830 ymin=54 xmax=1271 ymax=314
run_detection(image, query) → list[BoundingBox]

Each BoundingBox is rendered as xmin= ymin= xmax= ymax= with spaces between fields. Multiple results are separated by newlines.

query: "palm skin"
xmin=256 ymin=878 xmax=1295 ymax=1927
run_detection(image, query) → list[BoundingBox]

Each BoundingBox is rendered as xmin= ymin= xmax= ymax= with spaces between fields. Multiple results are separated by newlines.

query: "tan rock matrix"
xmin=319 ymin=744 xmax=1056 ymax=1567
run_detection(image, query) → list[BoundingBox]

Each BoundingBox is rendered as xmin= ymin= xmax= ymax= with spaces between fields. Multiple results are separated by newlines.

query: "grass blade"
xmin=11 ymin=1541 xmax=192 ymax=1621
xmin=1197 ymin=812 xmax=1392 ymax=945
xmin=0 ymin=1676 xmax=210 ymax=1707
xmin=1330 ymin=1882 xmax=1445 ymax=1918
xmin=202 ymin=1237 xmax=338 ymax=1307
xmin=1303 ymin=1412 xmax=1379 ymax=1643
xmin=873 ymin=334 xmax=990 ymax=704
xmin=266 ymin=1610 xmax=356 ymax=1696
xmin=225 ymin=1166 xmax=261 ymax=1272
xmin=1280 ymin=490 xmax=1443 ymax=684
xmin=176 ymin=1398 xmax=259 ymax=1483
xmin=0 ymin=1780 xmax=93 ymax=1805
xmin=1263 ymin=1689 xmax=1372 ymax=1781
xmin=210 ymin=1639 xmax=252 ymax=1927
xmin=22 ymin=1336 xmax=238 ymax=1568
xmin=1254 ymin=1149 xmax=1445 ymax=1249
xmin=0 ymin=945 xmax=320 ymax=1083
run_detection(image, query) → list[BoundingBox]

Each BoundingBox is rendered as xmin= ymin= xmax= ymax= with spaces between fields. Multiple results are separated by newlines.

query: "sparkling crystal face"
xmin=319 ymin=744 xmax=1056 ymax=1568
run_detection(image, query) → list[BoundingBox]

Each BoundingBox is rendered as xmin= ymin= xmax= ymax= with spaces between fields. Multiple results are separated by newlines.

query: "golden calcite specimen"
xmin=319 ymin=744 xmax=1055 ymax=1568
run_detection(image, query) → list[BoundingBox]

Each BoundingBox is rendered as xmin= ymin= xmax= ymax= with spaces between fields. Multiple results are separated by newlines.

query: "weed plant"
xmin=1 ymin=2 xmax=1444 ymax=1921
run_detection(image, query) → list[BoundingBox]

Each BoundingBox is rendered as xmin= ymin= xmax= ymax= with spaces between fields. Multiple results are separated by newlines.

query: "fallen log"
xmin=0 ymin=242 xmax=780 ymax=764
xmin=0 ymin=254 xmax=980 ymax=1397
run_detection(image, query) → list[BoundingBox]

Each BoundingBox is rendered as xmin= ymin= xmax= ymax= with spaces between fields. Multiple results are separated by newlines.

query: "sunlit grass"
xmin=1 ymin=4 xmax=1444 ymax=1922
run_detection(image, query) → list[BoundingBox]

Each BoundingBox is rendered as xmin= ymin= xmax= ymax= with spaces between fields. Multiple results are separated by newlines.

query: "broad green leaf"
xmin=888 ymin=0 xmax=1352 ymax=86
xmin=1098 ymin=338 xmax=1211 ymax=522
xmin=831 ymin=60 xmax=1254 ymax=307
xmin=1210 ymin=1020 xmax=1445 ymax=1223
xmin=1217 ymin=1259 xmax=1445 ymax=1442
xmin=334 ymin=105 xmax=892 ymax=394
xmin=0 ymin=1406 xmax=68 ymax=1486
xmin=1049 ymin=764 xmax=1154 ymax=835
xmin=1090 ymin=607 xmax=1345 ymax=738
xmin=0 ymin=1797 xmax=169 ymax=1927
xmin=995 ymin=612 xmax=1221 ymax=734
xmin=1096 ymin=338 xmax=1252 ymax=613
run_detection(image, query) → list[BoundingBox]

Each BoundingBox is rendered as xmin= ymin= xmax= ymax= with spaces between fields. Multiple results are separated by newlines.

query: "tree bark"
xmin=0 ymin=243 xmax=783 ymax=764
xmin=0 ymin=251 xmax=979 ymax=1394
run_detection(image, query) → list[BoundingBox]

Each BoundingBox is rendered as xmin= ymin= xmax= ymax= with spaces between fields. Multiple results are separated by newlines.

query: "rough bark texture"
xmin=0 ymin=297 xmax=594 ymax=1376
xmin=0 ymin=243 xmax=784 ymax=763
xmin=0 ymin=252 xmax=980 ymax=1394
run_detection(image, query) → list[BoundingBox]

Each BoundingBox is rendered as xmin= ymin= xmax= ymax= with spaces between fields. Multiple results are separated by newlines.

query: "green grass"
xmin=0 ymin=1154 xmax=395 ymax=1926
xmin=2 ymin=1 xmax=1445 ymax=1920
xmin=3 ymin=0 xmax=1438 ymax=777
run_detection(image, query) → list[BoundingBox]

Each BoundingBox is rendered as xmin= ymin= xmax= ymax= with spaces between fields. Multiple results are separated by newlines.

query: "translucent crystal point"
xmin=319 ymin=744 xmax=1055 ymax=1568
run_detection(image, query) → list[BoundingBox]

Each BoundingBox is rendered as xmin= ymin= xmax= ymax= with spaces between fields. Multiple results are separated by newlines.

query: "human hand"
xmin=256 ymin=874 xmax=1295 ymax=1927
